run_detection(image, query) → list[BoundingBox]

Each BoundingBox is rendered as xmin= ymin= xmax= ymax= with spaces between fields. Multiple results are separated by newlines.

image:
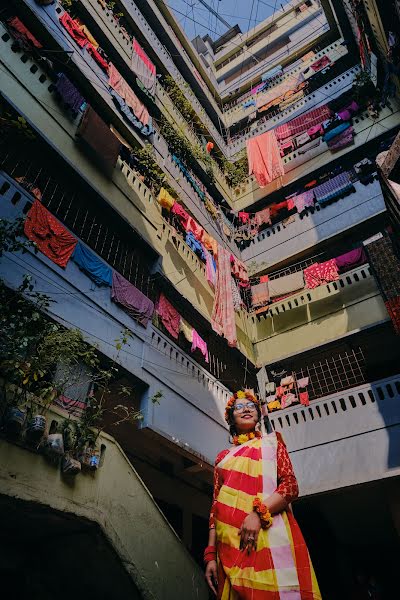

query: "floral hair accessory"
xmin=224 ymin=390 xmax=259 ymax=423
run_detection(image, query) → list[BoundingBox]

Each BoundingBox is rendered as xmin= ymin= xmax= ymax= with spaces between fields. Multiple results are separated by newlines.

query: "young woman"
xmin=204 ymin=390 xmax=321 ymax=599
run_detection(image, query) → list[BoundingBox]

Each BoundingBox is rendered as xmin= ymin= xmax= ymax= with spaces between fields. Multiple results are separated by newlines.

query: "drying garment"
xmin=275 ymin=105 xmax=332 ymax=142
xmin=59 ymin=12 xmax=89 ymax=47
xmin=238 ymin=212 xmax=250 ymax=224
xmin=156 ymin=293 xmax=180 ymax=339
xmin=256 ymin=366 xmax=269 ymax=401
xmin=185 ymin=232 xmax=205 ymax=261
xmin=266 ymin=382 xmax=276 ymax=394
xmin=246 ymin=131 xmax=285 ymax=188
xmin=278 ymin=89 xmax=305 ymax=110
xmin=76 ymin=105 xmax=120 ymax=176
xmin=74 ymin=18 xmax=99 ymax=48
xmin=205 ymin=198 xmax=219 ymax=219
xmin=297 ymin=377 xmax=309 ymax=389
xmin=295 ymin=131 xmax=312 ymax=147
xmin=24 ymin=200 xmax=77 ymax=268
xmin=281 ymin=375 xmax=294 ymax=387
xmin=322 ymin=122 xmax=351 ymax=143
xmin=251 ymin=281 xmax=270 ymax=306
xmin=200 ymin=230 xmax=217 ymax=256
xmin=335 ymin=247 xmax=367 ymax=273
xmin=268 ymin=271 xmax=305 ymax=299
xmin=299 ymin=391 xmax=310 ymax=406
xmin=385 ymin=297 xmax=400 ymax=335
xmin=131 ymin=39 xmax=156 ymax=95
xmin=191 ymin=329 xmax=209 ymax=362
xmin=336 ymin=100 xmax=359 ymax=121
xmin=205 ymin=250 xmax=217 ymax=288
xmin=310 ymin=55 xmax=331 ymax=72
xmin=364 ymin=234 xmax=400 ymax=299
xmin=171 ymin=201 xmax=191 ymax=230
xmin=186 ymin=217 xmax=204 ymax=241
xmin=230 ymin=255 xmax=249 ymax=284
xmin=243 ymin=99 xmax=256 ymax=108
xmin=211 ymin=246 xmax=237 ymax=347
xmin=314 ymin=172 xmax=354 ymax=205
xmin=109 ymin=63 xmax=150 ymax=126
xmin=267 ymin=399 xmax=281 ymax=411
xmin=269 ymin=201 xmax=288 ymax=221
xmin=111 ymin=90 xmax=153 ymax=136
xmin=231 ymin=278 xmax=242 ymax=312
xmin=255 ymin=71 xmax=304 ymax=109
xmin=7 ymin=16 xmax=42 ymax=50
xmin=254 ymin=207 xmax=271 ymax=227
xmin=111 ymin=271 xmax=154 ymax=327
xmin=281 ymin=393 xmax=296 ymax=409
xmin=179 ymin=318 xmax=193 ymax=343
xmin=210 ymin=435 xmax=321 ymax=599
xmin=85 ymin=43 xmax=109 ymax=73
xmin=279 ymin=140 xmax=295 ymax=157
xmin=327 ymin=126 xmax=354 ymax=151
xmin=292 ymin=190 xmax=315 ymax=213
xmin=72 ymin=242 xmax=112 ymax=286
xmin=55 ymin=73 xmax=85 ymax=115
xmin=157 ymin=187 xmax=175 ymax=211
xmin=304 ymin=259 xmax=339 ymax=289
xmin=260 ymin=275 xmax=269 ymax=283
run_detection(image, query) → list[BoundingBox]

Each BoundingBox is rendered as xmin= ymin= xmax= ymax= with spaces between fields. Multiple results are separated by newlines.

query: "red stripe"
xmin=218 ymin=541 xmax=274 ymax=572
xmin=286 ymin=512 xmax=314 ymax=598
xmin=232 ymin=586 xmax=280 ymax=599
xmin=233 ymin=445 xmax=262 ymax=460
xmin=219 ymin=468 xmax=262 ymax=496
xmin=216 ymin=501 xmax=248 ymax=528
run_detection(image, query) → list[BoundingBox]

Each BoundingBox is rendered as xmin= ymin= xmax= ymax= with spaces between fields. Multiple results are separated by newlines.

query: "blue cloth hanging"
xmin=72 ymin=242 xmax=113 ymax=286
xmin=185 ymin=232 xmax=206 ymax=261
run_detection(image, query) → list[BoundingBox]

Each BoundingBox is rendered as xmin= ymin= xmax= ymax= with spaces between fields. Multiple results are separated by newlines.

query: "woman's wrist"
xmin=203 ymin=545 xmax=217 ymax=565
xmin=253 ymin=497 xmax=273 ymax=529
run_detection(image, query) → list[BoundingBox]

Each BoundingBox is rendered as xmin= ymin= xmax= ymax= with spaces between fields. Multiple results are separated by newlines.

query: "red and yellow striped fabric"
xmin=214 ymin=435 xmax=321 ymax=599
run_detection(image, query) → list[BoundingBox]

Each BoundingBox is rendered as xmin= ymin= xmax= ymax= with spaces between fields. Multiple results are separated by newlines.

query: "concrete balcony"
xmin=251 ymin=263 xmax=389 ymax=364
xmin=271 ymin=374 xmax=400 ymax=496
xmin=0 ymin=406 xmax=208 ymax=599
xmin=241 ymin=178 xmax=386 ymax=270
xmin=223 ymin=39 xmax=349 ymax=129
xmin=231 ymin=101 xmax=400 ymax=210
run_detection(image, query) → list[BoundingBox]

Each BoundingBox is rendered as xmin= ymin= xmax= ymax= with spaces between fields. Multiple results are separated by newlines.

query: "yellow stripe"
xmin=221 ymin=454 xmax=263 ymax=477
xmin=218 ymin=487 xmax=254 ymax=513
xmin=216 ymin=519 xmax=275 ymax=552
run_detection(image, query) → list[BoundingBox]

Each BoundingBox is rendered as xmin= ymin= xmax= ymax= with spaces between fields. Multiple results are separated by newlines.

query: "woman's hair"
xmin=226 ymin=401 xmax=262 ymax=438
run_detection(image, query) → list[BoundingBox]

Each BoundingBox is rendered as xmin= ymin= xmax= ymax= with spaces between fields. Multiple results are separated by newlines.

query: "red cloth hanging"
xmin=385 ymin=297 xmax=400 ymax=335
xmin=86 ymin=43 xmax=109 ymax=73
xmin=260 ymin=275 xmax=269 ymax=283
xmin=171 ymin=202 xmax=191 ymax=230
xmin=206 ymin=141 xmax=214 ymax=153
xmin=269 ymin=200 xmax=288 ymax=220
xmin=238 ymin=212 xmax=250 ymax=224
xmin=7 ymin=16 xmax=43 ymax=49
xmin=24 ymin=200 xmax=77 ymax=268
xmin=299 ymin=391 xmax=310 ymax=406
xmin=157 ymin=293 xmax=181 ymax=339
xmin=59 ymin=12 xmax=88 ymax=47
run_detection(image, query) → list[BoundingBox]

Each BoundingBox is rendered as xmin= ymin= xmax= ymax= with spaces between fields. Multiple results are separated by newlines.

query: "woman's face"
xmin=232 ymin=400 xmax=259 ymax=433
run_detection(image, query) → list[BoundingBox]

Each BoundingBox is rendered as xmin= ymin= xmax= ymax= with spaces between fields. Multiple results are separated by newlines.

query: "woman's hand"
xmin=239 ymin=511 xmax=261 ymax=554
xmin=205 ymin=560 xmax=218 ymax=595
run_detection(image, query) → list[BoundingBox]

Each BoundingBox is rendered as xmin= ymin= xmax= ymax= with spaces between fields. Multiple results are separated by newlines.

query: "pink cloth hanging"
xmin=156 ymin=293 xmax=180 ymax=339
xmin=254 ymin=207 xmax=271 ymax=227
xmin=304 ymin=259 xmax=339 ymax=289
xmin=246 ymin=131 xmax=285 ymax=188
xmin=108 ymin=63 xmax=150 ymax=126
xmin=211 ymin=246 xmax=237 ymax=347
xmin=191 ymin=330 xmax=209 ymax=362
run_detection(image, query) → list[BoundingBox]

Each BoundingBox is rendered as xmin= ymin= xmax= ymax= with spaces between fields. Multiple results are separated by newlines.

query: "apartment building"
xmin=0 ymin=0 xmax=400 ymax=598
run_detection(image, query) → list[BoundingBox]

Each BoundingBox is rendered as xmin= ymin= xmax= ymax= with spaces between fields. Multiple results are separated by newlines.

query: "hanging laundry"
xmin=364 ymin=234 xmax=400 ymax=300
xmin=109 ymin=63 xmax=150 ymax=126
xmin=256 ymin=366 xmax=269 ymax=402
xmin=156 ymin=293 xmax=180 ymax=339
xmin=268 ymin=271 xmax=305 ymax=299
xmin=310 ymin=55 xmax=331 ymax=72
xmin=76 ymin=106 xmax=120 ymax=176
xmin=72 ymin=242 xmax=112 ymax=286
xmin=185 ymin=232 xmax=206 ymax=260
xmin=280 ymin=393 xmax=296 ymax=409
xmin=304 ymin=260 xmax=339 ymax=289
xmin=111 ymin=90 xmax=153 ymax=136
xmin=231 ymin=278 xmax=242 ymax=312
xmin=59 ymin=12 xmax=89 ymax=47
xmin=337 ymin=101 xmax=359 ymax=121
xmin=251 ymin=281 xmax=270 ymax=307
xmin=205 ymin=250 xmax=217 ymax=288
xmin=313 ymin=172 xmax=354 ymax=205
xmin=7 ymin=16 xmax=43 ymax=50
xmin=204 ymin=198 xmax=219 ymax=219
xmin=255 ymin=72 xmax=304 ymax=110
xmin=179 ymin=318 xmax=193 ymax=343
xmin=75 ymin=18 xmax=99 ymax=48
xmin=24 ymin=200 xmax=77 ymax=268
xmin=243 ymin=99 xmax=256 ymax=109
xmin=266 ymin=382 xmax=276 ymax=394
xmin=260 ymin=275 xmax=269 ymax=283
xmin=86 ymin=43 xmax=109 ymax=73
xmin=206 ymin=141 xmax=214 ymax=153
xmin=55 ymin=73 xmax=85 ymax=116
xmin=230 ymin=255 xmax=249 ymax=285
xmin=297 ymin=377 xmax=309 ymax=389
xmin=327 ymin=126 xmax=354 ymax=151
xmin=238 ymin=212 xmax=250 ymax=224
xmin=158 ymin=188 xmax=175 ymax=211
xmin=299 ymin=391 xmax=310 ymax=406
xmin=186 ymin=218 xmax=204 ymax=242
xmin=191 ymin=330 xmax=209 ymax=362
xmin=131 ymin=39 xmax=156 ymax=95
xmin=111 ymin=271 xmax=154 ymax=327
xmin=247 ymin=131 xmax=285 ymax=188
xmin=171 ymin=201 xmax=191 ymax=230
xmin=269 ymin=200 xmax=288 ymax=220
xmin=307 ymin=123 xmax=324 ymax=138
xmin=254 ymin=207 xmax=271 ymax=227
xmin=335 ymin=247 xmax=367 ymax=273
xmin=322 ymin=122 xmax=351 ymax=143
xmin=275 ymin=105 xmax=332 ymax=142
xmin=211 ymin=246 xmax=237 ymax=348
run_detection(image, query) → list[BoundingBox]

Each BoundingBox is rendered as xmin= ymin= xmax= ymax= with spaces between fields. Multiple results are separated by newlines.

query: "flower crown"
xmin=224 ymin=390 xmax=259 ymax=423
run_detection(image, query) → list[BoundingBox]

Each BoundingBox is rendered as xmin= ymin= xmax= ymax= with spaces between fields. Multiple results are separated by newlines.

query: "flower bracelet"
xmin=253 ymin=497 xmax=273 ymax=529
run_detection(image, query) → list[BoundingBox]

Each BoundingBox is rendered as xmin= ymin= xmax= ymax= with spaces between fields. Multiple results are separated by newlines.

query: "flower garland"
xmin=233 ymin=430 xmax=262 ymax=446
xmin=224 ymin=389 xmax=259 ymax=423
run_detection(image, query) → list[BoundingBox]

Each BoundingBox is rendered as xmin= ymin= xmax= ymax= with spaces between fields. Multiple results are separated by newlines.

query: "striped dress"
xmin=209 ymin=433 xmax=321 ymax=599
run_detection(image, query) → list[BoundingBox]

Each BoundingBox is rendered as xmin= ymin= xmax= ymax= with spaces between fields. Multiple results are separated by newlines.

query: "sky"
xmin=167 ymin=0 xmax=290 ymax=42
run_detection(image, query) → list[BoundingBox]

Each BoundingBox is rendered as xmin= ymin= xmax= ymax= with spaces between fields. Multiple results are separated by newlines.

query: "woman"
xmin=204 ymin=390 xmax=321 ymax=599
